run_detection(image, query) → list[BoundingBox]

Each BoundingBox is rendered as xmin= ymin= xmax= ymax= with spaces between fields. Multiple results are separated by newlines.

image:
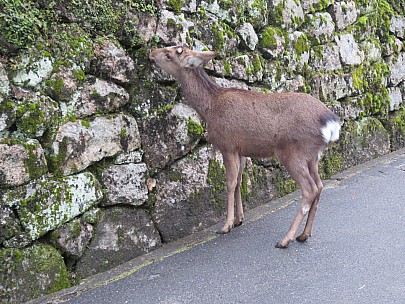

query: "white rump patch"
xmin=321 ymin=120 xmax=341 ymax=143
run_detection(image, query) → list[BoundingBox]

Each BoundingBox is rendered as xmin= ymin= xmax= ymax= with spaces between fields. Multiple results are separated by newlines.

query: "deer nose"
xmin=148 ymin=50 xmax=155 ymax=62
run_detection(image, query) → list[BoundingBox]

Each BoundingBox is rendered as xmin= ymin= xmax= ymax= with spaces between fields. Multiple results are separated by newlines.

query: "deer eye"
xmin=165 ymin=53 xmax=171 ymax=60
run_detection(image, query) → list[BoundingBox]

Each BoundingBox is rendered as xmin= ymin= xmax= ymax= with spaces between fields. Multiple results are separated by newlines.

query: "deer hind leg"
xmin=296 ymin=158 xmax=323 ymax=243
xmin=276 ymin=159 xmax=319 ymax=248
xmin=217 ymin=152 xmax=240 ymax=234
xmin=234 ymin=156 xmax=247 ymax=227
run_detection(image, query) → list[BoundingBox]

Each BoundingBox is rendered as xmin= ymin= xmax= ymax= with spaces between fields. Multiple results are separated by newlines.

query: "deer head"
xmin=149 ymin=45 xmax=216 ymax=79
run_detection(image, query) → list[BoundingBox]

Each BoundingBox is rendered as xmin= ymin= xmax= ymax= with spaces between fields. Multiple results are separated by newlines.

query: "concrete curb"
xmin=26 ymin=147 xmax=405 ymax=304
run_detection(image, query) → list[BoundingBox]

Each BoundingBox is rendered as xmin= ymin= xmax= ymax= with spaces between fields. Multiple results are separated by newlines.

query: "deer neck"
xmin=178 ymin=67 xmax=221 ymax=121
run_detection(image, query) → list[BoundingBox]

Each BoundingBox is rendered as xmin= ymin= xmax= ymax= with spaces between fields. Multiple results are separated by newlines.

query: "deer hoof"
xmin=275 ymin=240 xmax=291 ymax=249
xmin=233 ymin=218 xmax=244 ymax=227
xmin=216 ymin=224 xmax=233 ymax=235
xmin=296 ymin=233 xmax=310 ymax=243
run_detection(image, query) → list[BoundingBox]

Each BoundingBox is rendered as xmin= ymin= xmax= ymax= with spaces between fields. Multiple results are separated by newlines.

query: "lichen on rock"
xmin=1 ymin=172 xmax=103 ymax=244
xmin=0 ymin=243 xmax=70 ymax=304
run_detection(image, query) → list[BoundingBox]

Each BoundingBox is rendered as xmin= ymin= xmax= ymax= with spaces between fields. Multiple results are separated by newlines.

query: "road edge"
xmin=26 ymin=147 xmax=405 ymax=304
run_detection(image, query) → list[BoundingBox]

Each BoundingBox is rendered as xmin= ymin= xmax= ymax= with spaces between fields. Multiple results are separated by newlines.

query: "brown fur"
xmin=150 ymin=45 xmax=340 ymax=248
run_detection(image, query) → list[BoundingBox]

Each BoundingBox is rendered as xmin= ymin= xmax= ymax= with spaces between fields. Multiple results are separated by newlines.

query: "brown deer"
xmin=149 ymin=45 xmax=340 ymax=248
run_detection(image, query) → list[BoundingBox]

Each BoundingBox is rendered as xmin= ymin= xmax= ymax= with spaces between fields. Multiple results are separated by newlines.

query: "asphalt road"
xmin=31 ymin=149 xmax=405 ymax=304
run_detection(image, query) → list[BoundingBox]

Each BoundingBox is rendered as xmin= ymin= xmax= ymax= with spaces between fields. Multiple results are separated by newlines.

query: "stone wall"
xmin=1 ymin=0 xmax=404 ymax=302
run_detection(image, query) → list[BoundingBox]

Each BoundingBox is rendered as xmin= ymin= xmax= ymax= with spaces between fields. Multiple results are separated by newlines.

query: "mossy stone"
xmin=0 ymin=243 xmax=70 ymax=304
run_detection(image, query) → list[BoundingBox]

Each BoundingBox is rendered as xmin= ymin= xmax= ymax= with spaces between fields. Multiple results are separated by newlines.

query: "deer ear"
xmin=184 ymin=56 xmax=205 ymax=68
xmin=184 ymin=51 xmax=216 ymax=68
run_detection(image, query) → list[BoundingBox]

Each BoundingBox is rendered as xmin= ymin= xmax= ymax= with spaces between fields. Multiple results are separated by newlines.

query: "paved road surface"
xmin=31 ymin=149 xmax=405 ymax=304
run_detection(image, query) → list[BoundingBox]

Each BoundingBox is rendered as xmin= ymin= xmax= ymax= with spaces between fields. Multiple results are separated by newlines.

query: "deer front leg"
xmin=234 ymin=156 xmax=247 ymax=227
xmin=217 ymin=152 xmax=240 ymax=234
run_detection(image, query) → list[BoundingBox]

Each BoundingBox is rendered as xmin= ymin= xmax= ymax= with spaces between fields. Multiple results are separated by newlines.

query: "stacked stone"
xmin=0 ymin=0 xmax=404 ymax=302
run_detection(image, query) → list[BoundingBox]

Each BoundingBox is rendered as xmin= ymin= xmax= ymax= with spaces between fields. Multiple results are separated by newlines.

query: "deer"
xmin=149 ymin=45 xmax=341 ymax=248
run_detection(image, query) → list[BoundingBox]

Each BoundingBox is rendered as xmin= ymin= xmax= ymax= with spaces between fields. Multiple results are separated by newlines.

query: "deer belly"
xmin=238 ymin=139 xmax=276 ymax=158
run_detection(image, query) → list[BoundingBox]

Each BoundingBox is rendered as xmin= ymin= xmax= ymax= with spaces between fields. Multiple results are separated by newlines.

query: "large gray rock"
xmin=340 ymin=118 xmax=391 ymax=167
xmin=2 ymin=172 xmax=103 ymax=245
xmin=49 ymin=218 xmax=93 ymax=261
xmin=390 ymin=16 xmax=405 ymax=39
xmin=312 ymin=73 xmax=354 ymax=102
xmin=271 ymin=0 xmax=304 ymax=29
xmin=156 ymin=10 xmax=194 ymax=45
xmin=13 ymin=89 xmax=60 ymax=137
xmin=259 ymin=27 xmax=287 ymax=59
xmin=301 ymin=0 xmax=334 ymax=12
xmin=216 ymin=54 xmax=263 ymax=82
xmin=360 ymin=39 xmax=382 ymax=62
xmin=331 ymin=1 xmax=358 ymax=30
xmin=0 ymin=101 xmax=15 ymax=133
xmin=0 ymin=63 xmax=10 ymax=96
xmin=152 ymin=146 xmax=224 ymax=242
xmin=44 ymin=66 xmax=82 ymax=102
xmin=141 ymin=103 xmax=202 ymax=169
xmin=200 ymin=0 xmax=267 ymax=27
xmin=388 ymin=52 xmax=405 ymax=86
xmin=334 ymin=96 xmax=367 ymax=121
xmin=335 ymin=34 xmax=364 ymax=65
xmin=237 ymin=22 xmax=259 ymax=51
xmin=0 ymin=139 xmax=47 ymax=188
xmin=0 ymin=205 xmax=21 ymax=245
xmin=388 ymin=87 xmax=403 ymax=111
xmin=0 ymin=243 xmax=70 ymax=304
xmin=50 ymin=113 xmax=140 ymax=175
xmin=309 ymin=44 xmax=342 ymax=72
xmin=92 ymin=40 xmax=135 ymax=84
xmin=101 ymin=163 xmax=149 ymax=206
xmin=287 ymin=31 xmax=310 ymax=73
xmin=193 ymin=16 xmax=238 ymax=57
xmin=12 ymin=56 xmax=53 ymax=88
xmin=75 ymin=207 xmax=161 ymax=279
xmin=62 ymin=78 xmax=129 ymax=118
xmin=305 ymin=12 xmax=335 ymax=44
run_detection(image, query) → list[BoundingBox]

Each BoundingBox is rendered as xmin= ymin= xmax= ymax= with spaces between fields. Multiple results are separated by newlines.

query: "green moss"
xmin=120 ymin=127 xmax=129 ymax=152
xmin=48 ymin=136 xmax=69 ymax=176
xmin=358 ymin=15 xmax=368 ymax=26
xmin=168 ymin=0 xmax=183 ymax=13
xmin=293 ymin=34 xmax=310 ymax=59
xmin=168 ymin=169 xmax=183 ymax=182
xmin=352 ymin=65 xmax=366 ymax=91
xmin=260 ymin=27 xmax=277 ymax=49
xmin=45 ymin=78 xmax=65 ymax=100
xmin=352 ymin=61 xmax=390 ymax=117
xmin=207 ymin=159 xmax=226 ymax=210
xmin=212 ymin=23 xmax=226 ymax=51
xmin=218 ymin=0 xmax=233 ymax=8
xmin=0 ymin=244 xmax=70 ymax=303
xmin=23 ymin=141 xmax=47 ymax=180
xmin=272 ymin=2 xmax=284 ymax=25
xmin=68 ymin=0 xmax=121 ymax=35
xmin=72 ymin=69 xmax=86 ymax=82
xmin=16 ymin=101 xmax=46 ymax=137
xmin=388 ymin=107 xmax=405 ymax=149
xmin=319 ymin=145 xmax=344 ymax=178
xmin=241 ymin=171 xmax=249 ymax=201
xmin=187 ymin=118 xmax=204 ymax=136
xmin=132 ymin=0 xmax=159 ymax=15
xmin=260 ymin=27 xmax=287 ymax=50
xmin=81 ymin=119 xmax=91 ymax=128
xmin=224 ymin=60 xmax=232 ymax=75
xmin=274 ymin=170 xmax=297 ymax=197
xmin=0 ymin=0 xmax=58 ymax=49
